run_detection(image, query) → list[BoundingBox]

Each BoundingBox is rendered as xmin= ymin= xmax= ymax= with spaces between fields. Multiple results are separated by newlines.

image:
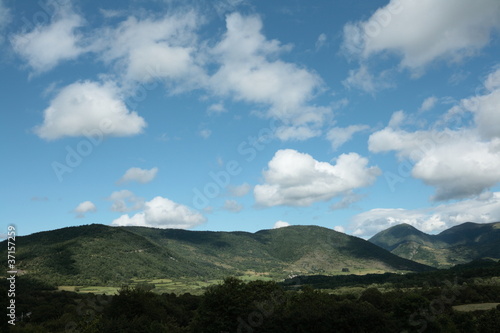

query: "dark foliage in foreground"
xmin=3 ymin=263 xmax=500 ymax=333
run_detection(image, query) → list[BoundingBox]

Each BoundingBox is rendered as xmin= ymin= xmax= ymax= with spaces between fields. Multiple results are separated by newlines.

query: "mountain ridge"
xmin=369 ymin=221 xmax=500 ymax=268
xmin=1 ymin=223 xmax=432 ymax=286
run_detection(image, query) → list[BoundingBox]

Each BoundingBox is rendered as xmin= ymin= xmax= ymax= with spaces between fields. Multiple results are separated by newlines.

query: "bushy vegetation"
xmin=3 ymin=261 xmax=500 ymax=333
xmin=282 ymin=259 xmax=500 ymax=290
xmin=2 ymin=224 xmax=499 ymax=331
xmin=0 ymin=224 xmax=431 ymax=287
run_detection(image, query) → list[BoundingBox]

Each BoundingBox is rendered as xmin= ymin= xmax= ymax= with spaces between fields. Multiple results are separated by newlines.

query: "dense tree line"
xmin=2 ymin=273 xmax=500 ymax=333
xmin=282 ymin=259 xmax=500 ymax=290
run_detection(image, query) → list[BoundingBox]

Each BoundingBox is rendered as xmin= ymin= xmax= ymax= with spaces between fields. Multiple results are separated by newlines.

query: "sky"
xmin=1 ymin=0 xmax=500 ymax=239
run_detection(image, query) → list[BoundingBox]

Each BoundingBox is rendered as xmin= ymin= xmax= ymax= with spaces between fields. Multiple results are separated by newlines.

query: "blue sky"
xmin=1 ymin=0 xmax=500 ymax=238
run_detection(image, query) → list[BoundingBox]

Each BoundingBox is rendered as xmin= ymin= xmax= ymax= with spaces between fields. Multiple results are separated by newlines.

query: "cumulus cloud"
xmin=117 ymin=167 xmax=158 ymax=184
xmin=351 ymin=192 xmax=500 ymax=238
xmin=411 ymin=137 xmax=500 ymax=200
xmin=11 ymin=4 xmax=87 ymax=73
xmin=223 ymin=199 xmax=243 ymax=213
xmin=484 ymin=67 xmax=500 ymax=91
xmin=95 ymin=11 xmax=205 ymax=91
xmin=210 ymin=13 xmax=330 ymax=139
xmin=254 ymin=149 xmax=380 ymax=207
xmin=107 ymin=190 xmax=145 ymax=212
xmin=21 ymin=10 xmax=331 ymax=143
xmin=34 ymin=80 xmax=146 ymax=140
xmin=112 ymin=196 xmax=206 ymax=229
xmin=343 ymin=0 xmax=500 ymax=72
xmin=461 ymin=68 xmax=500 ymax=139
xmin=326 ymin=124 xmax=369 ymax=150
xmin=74 ymin=201 xmax=97 ymax=218
xmin=370 ymin=125 xmax=500 ymax=200
xmin=227 ymin=183 xmax=251 ymax=197
xmin=369 ymin=67 xmax=500 ymax=201
xmin=273 ymin=220 xmax=290 ymax=229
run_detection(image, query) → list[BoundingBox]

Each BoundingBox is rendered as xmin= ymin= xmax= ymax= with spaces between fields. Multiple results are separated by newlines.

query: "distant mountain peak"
xmin=369 ymin=221 xmax=500 ymax=268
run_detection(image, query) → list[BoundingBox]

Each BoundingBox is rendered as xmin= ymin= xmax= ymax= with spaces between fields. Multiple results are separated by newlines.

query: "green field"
xmin=452 ymin=303 xmax=500 ymax=312
xmin=56 ymin=274 xmax=277 ymax=295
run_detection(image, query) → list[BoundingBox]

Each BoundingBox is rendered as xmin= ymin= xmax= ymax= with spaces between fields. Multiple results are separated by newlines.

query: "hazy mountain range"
xmin=369 ymin=221 xmax=500 ymax=268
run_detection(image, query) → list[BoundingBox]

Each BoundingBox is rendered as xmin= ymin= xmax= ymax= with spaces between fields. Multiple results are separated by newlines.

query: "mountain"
xmin=369 ymin=222 xmax=500 ymax=268
xmin=369 ymin=223 xmax=444 ymax=251
xmin=0 ymin=224 xmax=432 ymax=286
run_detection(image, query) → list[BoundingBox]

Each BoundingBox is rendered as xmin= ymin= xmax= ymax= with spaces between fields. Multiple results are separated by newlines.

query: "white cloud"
xmin=369 ymin=68 xmax=500 ymax=201
xmin=273 ymin=220 xmax=290 ymax=229
xmin=419 ymin=96 xmax=438 ymax=112
xmin=343 ymin=66 xmax=374 ymax=93
xmin=227 ymin=183 xmax=251 ymax=197
xmin=74 ymin=201 xmax=97 ymax=218
xmin=23 ymin=11 xmax=330 ymax=142
xmin=342 ymin=0 xmax=500 ymax=72
xmin=117 ymin=167 xmax=158 ymax=184
xmin=11 ymin=5 xmax=86 ymax=73
xmin=343 ymin=65 xmax=393 ymax=93
xmin=462 ymin=68 xmax=500 ymax=139
xmin=210 ymin=13 xmax=330 ymax=139
xmin=95 ymin=11 xmax=205 ymax=91
xmin=368 ymin=124 xmax=447 ymax=156
xmin=370 ymin=125 xmax=500 ymax=200
xmin=254 ymin=149 xmax=380 ymax=207
xmin=112 ymin=196 xmax=206 ymax=229
xmin=107 ymin=190 xmax=145 ymax=212
xmin=333 ymin=225 xmax=345 ymax=233
xmin=351 ymin=192 xmax=500 ymax=238
xmin=411 ymin=137 xmax=500 ymax=200
xmin=326 ymin=124 xmax=369 ymax=150
xmin=387 ymin=110 xmax=405 ymax=128
xmin=223 ymin=199 xmax=243 ymax=213
xmin=34 ymin=80 xmax=146 ymax=140
xmin=484 ymin=67 xmax=500 ymax=91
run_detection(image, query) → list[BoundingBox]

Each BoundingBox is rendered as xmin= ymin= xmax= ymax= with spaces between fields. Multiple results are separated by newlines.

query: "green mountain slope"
xmin=1 ymin=224 xmax=432 ymax=286
xmin=369 ymin=222 xmax=500 ymax=268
